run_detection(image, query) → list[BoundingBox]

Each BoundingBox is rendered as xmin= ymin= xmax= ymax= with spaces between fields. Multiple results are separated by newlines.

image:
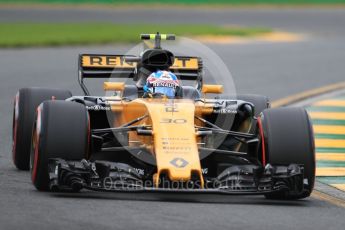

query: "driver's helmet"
xmin=143 ymin=70 xmax=180 ymax=98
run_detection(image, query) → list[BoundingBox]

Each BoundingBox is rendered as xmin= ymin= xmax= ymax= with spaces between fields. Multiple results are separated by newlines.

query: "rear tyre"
xmin=30 ymin=101 xmax=90 ymax=191
xmin=12 ymin=88 xmax=72 ymax=170
xmin=259 ymin=107 xmax=315 ymax=200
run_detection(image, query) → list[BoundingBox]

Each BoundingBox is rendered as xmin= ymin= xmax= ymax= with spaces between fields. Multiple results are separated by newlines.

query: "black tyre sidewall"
xmin=31 ymin=101 xmax=89 ymax=191
xmin=261 ymin=107 xmax=315 ymax=199
xmin=31 ymin=103 xmax=49 ymax=190
xmin=12 ymin=88 xmax=72 ymax=170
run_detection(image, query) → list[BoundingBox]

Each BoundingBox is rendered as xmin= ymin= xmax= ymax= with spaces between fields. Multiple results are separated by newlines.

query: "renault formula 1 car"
xmin=12 ymin=33 xmax=315 ymax=199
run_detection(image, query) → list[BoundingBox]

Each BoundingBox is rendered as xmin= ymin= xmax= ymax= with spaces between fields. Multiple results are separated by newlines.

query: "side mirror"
xmin=104 ymin=82 xmax=125 ymax=92
xmin=201 ymin=84 xmax=224 ymax=94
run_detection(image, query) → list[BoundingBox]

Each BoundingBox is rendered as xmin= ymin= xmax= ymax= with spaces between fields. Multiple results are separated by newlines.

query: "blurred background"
xmin=1 ymin=0 xmax=345 ymax=98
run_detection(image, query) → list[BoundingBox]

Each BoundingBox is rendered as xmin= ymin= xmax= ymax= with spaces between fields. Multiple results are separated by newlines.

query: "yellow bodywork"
xmin=108 ymin=98 xmax=216 ymax=188
xmin=101 ymin=76 xmax=225 ymax=188
xmin=201 ymin=84 xmax=224 ymax=94
xmin=104 ymin=82 xmax=125 ymax=91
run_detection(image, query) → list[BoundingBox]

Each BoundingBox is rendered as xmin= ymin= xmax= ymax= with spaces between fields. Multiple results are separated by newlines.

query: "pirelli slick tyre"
xmin=258 ymin=107 xmax=315 ymax=200
xmin=30 ymin=101 xmax=90 ymax=191
xmin=12 ymin=88 xmax=72 ymax=170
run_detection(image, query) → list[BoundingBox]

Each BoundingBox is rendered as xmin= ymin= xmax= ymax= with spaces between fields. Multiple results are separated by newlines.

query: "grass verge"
xmin=1 ymin=0 xmax=345 ymax=5
xmin=0 ymin=23 xmax=271 ymax=48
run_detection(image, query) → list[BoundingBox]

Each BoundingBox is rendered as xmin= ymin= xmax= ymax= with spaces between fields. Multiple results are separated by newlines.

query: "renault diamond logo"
xmin=170 ymin=158 xmax=188 ymax=168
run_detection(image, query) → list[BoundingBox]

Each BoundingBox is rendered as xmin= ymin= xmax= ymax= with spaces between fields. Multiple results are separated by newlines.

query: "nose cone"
xmin=144 ymin=100 xmax=204 ymax=187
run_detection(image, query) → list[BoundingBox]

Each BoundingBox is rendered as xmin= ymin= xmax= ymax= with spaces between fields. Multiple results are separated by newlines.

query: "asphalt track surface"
xmin=1 ymin=7 xmax=345 ymax=230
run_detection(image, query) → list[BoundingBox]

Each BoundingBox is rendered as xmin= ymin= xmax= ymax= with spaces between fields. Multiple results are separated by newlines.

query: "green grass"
xmin=1 ymin=0 xmax=345 ymax=5
xmin=0 ymin=23 xmax=271 ymax=48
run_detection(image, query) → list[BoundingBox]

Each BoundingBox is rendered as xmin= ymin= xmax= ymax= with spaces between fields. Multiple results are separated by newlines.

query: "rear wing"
xmin=79 ymin=54 xmax=137 ymax=79
xmin=78 ymin=54 xmax=203 ymax=95
xmin=79 ymin=54 xmax=202 ymax=78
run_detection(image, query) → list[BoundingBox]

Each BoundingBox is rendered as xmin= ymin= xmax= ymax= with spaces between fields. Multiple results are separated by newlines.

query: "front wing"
xmin=48 ymin=158 xmax=306 ymax=195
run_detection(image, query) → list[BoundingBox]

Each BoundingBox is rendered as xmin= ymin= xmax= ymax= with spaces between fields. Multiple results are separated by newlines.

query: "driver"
xmin=143 ymin=70 xmax=181 ymax=98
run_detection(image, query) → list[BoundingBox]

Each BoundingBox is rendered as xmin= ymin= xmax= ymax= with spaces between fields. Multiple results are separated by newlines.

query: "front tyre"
xmin=30 ymin=101 xmax=90 ymax=191
xmin=259 ymin=107 xmax=315 ymax=200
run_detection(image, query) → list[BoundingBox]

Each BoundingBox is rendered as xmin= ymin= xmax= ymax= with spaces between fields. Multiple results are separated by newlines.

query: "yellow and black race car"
xmin=12 ymin=33 xmax=315 ymax=199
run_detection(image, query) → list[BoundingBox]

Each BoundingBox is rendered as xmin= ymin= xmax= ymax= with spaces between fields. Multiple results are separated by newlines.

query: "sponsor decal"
xmin=160 ymin=118 xmax=187 ymax=124
xmin=152 ymin=81 xmax=178 ymax=88
xmin=170 ymin=57 xmax=199 ymax=70
xmin=160 ymin=137 xmax=193 ymax=154
xmin=147 ymin=74 xmax=179 ymax=89
xmin=202 ymin=168 xmax=208 ymax=175
xmin=133 ymin=168 xmax=145 ymax=176
xmin=213 ymin=100 xmax=238 ymax=114
xmin=82 ymin=55 xmax=199 ymax=70
xmin=163 ymin=146 xmax=192 ymax=151
xmin=213 ymin=108 xmax=238 ymax=114
xmin=86 ymin=105 xmax=110 ymax=111
xmin=82 ymin=55 xmax=135 ymax=68
xmin=165 ymin=103 xmax=178 ymax=113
